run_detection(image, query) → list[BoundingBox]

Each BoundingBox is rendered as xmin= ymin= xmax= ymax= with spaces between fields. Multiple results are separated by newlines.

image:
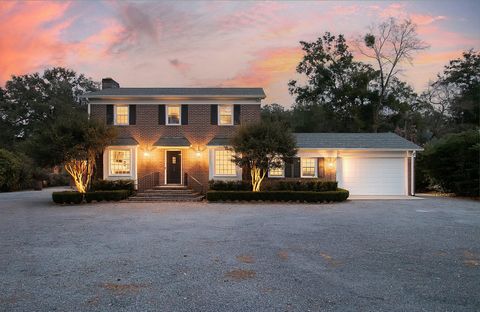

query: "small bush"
xmin=267 ymin=180 xmax=338 ymax=192
xmin=206 ymin=189 xmax=349 ymax=203
xmin=52 ymin=191 xmax=84 ymax=204
xmin=91 ymin=179 xmax=135 ymax=195
xmin=85 ymin=190 xmax=130 ymax=203
xmin=0 ymin=149 xmax=30 ymax=191
xmin=48 ymin=172 xmax=70 ymax=187
xmin=208 ymin=180 xmax=251 ymax=191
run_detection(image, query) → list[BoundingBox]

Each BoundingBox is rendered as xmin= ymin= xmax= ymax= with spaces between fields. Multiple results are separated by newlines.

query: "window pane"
xmin=269 ymin=158 xmax=284 ymax=177
xmin=115 ymin=106 xmax=129 ymax=125
xmin=167 ymin=105 xmax=180 ymax=124
xmin=110 ymin=150 xmax=131 ymax=175
xmin=301 ymin=158 xmax=316 ymax=177
xmin=214 ymin=150 xmax=236 ymax=175
xmin=219 ymin=105 xmax=233 ymax=125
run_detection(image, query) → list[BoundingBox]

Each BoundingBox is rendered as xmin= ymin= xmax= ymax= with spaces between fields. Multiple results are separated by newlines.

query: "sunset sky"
xmin=1 ymin=1 xmax=479 ymax=106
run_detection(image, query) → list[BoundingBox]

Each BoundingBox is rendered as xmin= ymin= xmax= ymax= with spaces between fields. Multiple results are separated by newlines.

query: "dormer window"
xmin=114 ymin=105 xmax=129 ymax=125
xmin=166 ymin=105 xmax=181 ymax=125
xmin=218 ymin=104 xmax=233 ymax=125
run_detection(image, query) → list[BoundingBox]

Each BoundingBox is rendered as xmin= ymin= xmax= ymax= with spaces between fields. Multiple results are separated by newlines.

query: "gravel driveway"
xmin=0 ymin=188 xmax=479 ymax=311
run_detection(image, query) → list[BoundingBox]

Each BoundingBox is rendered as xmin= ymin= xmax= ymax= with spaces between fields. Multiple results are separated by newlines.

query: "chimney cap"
xmin=101 ymin=77 xmax=120 ymax=89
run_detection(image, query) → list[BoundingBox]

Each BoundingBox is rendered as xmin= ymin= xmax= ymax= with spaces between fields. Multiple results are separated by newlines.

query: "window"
xmin=218 ymin=104 xmax=233 ymax=125
xmin=214 ymin=149 xmax=236 ymax=176
xmin=110 ymin=149 xmax=131 ymax=175
xmin=166 ymin=105 xmax=181 ymax=125
xmin=115 ymin=105 xmax=129 ymax=125
xmin=301 ymin=158 xmax=317 ymax=178
xmin=268 ymin=159 xmax=285 ymax=177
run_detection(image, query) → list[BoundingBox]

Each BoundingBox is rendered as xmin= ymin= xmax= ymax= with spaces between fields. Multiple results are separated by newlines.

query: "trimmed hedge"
xmin=271 ymin=180 xmax=337 ymax=192
xmin=206 ymin=189 xmax=349 ymax=203
xmin=52 ymin=191 xmax=84 ymax=204
xmin=85 ymin=190 xmax=130 ymax=203
xmin=53 ymin=190 xmax=130 ymax=204
xmin=209 ymin=180 xmax=251 ymax=191
xmin=91 ymin=179 xmax=135 ymax=195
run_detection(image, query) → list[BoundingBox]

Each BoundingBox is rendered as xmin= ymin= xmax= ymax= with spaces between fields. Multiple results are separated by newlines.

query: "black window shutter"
xmin=106 ymin=105 xmax=113 ymax=125
xmin=284 ymin=161 xmax=293 ymax=178
xmin=129 ymin=105 xmax=136 ymax=125
xmin=234 ymin=104 xmax=241 ymax=125
xmin=181 ymin=105 xmax=188 ymax=125
xmin=158 ymin=105 xmax=165 ymax=125
xmin=210 ymin=104 xmax=218 ymax=125
xmin=293 ymin=157 xmax=301 ymax=178
xmin=318 ymin=158 xmax=325 ymax=178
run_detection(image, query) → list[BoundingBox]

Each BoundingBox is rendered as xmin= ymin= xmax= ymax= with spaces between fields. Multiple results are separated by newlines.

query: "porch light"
xmin=195 ymin=151 xmax=202 ymax=157
xmin=144 ymin=151 xmax=150 ymax=157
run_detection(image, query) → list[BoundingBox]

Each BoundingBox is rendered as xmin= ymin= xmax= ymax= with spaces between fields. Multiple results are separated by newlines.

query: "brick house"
xmin=85 ymin=78 xmax=422 ymax=196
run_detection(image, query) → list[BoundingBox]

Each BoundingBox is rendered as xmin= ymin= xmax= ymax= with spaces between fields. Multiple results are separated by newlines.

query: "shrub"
xmin=48 ymin=172 xmax=71 ymax=187
xmin=206 ymin=189 xmax=349 ymax=202
xmin=421 ymin=130 xmax=479 ymax=196
xmin=208 ymin=180 xmax=251 ymax=191
xmin=85 ymin=190 xmax=130 ymax=203
xmin=267 ymin=180 xmax=338 ymax=192
xmin=52 ymin=191 xmax=84 ymax=204
xmin=0 ymin=149 xmax=22 ymax=192
xmin=91 ymin=179 xmax=135 ymax=195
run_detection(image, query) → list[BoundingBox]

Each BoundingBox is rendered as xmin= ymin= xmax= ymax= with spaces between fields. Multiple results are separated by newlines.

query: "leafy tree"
xmin=230 ymin=122 xmax=297 ymax=192
xmin=356 ymin=18 xmax=428 ymax=132
xmin=26 ymin=113 xmax=116 ymax=193
xmin=0 ymin=67 xmax=99 ymax=147
xmin=261 ymin=103 xmax=292 ymax=127
xmin=289 ymin=32 xmax=378 ymax=132
xmin=420 ymin=130 xmax=479 ymax=196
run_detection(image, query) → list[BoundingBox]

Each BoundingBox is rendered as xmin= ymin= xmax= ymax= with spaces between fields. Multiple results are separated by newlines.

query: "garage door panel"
xmin=338 ymin=157 xmax=406 ymax=195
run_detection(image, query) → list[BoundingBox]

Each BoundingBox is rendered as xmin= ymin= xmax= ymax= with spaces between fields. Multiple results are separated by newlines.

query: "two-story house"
xmin=85 ymin=78 xmax=422 ymax=197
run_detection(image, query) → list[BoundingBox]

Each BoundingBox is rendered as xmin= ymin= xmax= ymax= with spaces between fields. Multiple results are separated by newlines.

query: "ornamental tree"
xmin=25 ymin=112 xmax=116 ymax=193
xmin=230 ymin=121 xmax=297 ymax=192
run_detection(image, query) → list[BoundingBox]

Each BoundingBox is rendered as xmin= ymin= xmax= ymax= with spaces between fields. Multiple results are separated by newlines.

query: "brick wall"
xmin=91 ymin=104 xmax=261 ymax=190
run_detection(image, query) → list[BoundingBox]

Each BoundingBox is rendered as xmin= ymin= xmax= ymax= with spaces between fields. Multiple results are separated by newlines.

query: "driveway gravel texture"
xmin=0 ymin=188 xmax=479 ymax=312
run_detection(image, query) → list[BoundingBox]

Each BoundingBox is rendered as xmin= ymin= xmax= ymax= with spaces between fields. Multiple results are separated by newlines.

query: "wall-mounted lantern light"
xmin=192 ymin=145 xmax=205 ymax=158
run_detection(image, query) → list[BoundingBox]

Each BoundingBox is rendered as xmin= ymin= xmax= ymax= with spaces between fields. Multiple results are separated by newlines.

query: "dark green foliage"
xmin=52 ymin=191 xmax=84 ymax=204
xmin=0 ymin=149 xmax=33 ymax=191
xmin=85 ymin=190 xmax=130 ymax=203
xmin=208 ymin=180 xmax=251 ymax=191
xmin=268 ymin=180 xmax=338 ymax=192
xmin=47 ymin=172 xmax=70 ymax=187
xmin=91 ymin=179 xmax=135 ymax=195
xmin=206 ymin=189 xmax=349 ymax=202
xmin=420 ymin=130 xmax=479 ymax=196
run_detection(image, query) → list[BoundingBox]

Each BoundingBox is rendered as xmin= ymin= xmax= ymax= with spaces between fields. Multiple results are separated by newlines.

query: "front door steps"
xmin=128 ymin=185 xmax=204 ymax=202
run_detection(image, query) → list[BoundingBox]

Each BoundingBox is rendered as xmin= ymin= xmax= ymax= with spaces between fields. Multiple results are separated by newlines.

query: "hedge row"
xmin=206 ymin=189 xmax=349 ymax=203
xmin=269 ymin=180 xmax=338 ymax=192
xmin=208 ymin=180 xmax=251 ymax=191
xmin=52 ymin=190 xmax=130 ymax=204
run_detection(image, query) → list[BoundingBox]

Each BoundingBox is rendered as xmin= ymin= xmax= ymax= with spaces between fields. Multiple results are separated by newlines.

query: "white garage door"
xmin=337 ymin=157 xmax=406 ymax=195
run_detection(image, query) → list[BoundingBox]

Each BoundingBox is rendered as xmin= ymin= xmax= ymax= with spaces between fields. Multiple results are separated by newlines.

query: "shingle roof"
xmin=293 ymin=133 xmax=422 ymax=150
xmin=153 ymin=137 xmax=191 ymax=147
xmin=83 ymin=88 xmax=266 ymax=98
xmin=206 ymin=137 xmax=232 ymax=146
xmin=111 ymin=137 xmax=139 ymax=146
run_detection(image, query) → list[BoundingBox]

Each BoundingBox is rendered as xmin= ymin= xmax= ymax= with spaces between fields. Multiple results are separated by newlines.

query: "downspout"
xmin=411 ymin=151 xmax=416 ymax=196
xmin=87 ymin=101 xmax=91 ymax=120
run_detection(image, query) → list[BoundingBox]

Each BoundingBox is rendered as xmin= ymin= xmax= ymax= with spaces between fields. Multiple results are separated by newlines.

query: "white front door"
xmin=337 ymin=157 xmax=406 ymax=195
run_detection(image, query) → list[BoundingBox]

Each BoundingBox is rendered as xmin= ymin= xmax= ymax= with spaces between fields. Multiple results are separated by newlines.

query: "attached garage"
xmin=293 ymin=133 xmax=423 ymax=196
xmin=337 ymin=155 xmax=407 ymax=196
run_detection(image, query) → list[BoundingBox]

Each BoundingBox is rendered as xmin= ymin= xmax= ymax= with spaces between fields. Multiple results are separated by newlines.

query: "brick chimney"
xmin=102 ymin=77 xmax=120 ymax=90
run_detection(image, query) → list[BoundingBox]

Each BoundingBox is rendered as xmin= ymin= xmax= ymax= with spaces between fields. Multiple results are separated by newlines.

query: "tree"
xmin=261 ymin=103 xmax=292 ymax=127
xmin=230 ymin=122 xmax=297 ymax=192
xmin=26 ymin=113 xmax=116 ymax=193
xmin=0 ymin=67 xmax=99 ymax=147
xmin=289 ymin=32 xmax=378 ymax=132
xmin=419 ymin=130 xmax=479 ymax=196
xmin=356 ymin=18 xmax=428 ymax=132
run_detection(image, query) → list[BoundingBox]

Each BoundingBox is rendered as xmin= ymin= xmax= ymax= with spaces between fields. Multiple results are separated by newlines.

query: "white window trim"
xmin=218 ymin=104 xmax=234 ymax=126
xmin=166 ymin=104 xmax=182 ymax=126
xmin=214 ymin=149 xmax=237 ymax=177
xmin=114 ymin=104 xmax=129 ymax=126
xmin=300 ymin=157 xmax=317 ymax=178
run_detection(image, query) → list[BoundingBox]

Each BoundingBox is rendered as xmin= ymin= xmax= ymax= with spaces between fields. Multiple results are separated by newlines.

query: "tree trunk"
xmin=250 ymin=166 xmax=266 ymax=192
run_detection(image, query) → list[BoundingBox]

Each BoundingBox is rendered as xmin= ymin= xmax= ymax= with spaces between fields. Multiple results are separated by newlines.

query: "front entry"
xmin=166 ymin=151 xmax=182 ymax=184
